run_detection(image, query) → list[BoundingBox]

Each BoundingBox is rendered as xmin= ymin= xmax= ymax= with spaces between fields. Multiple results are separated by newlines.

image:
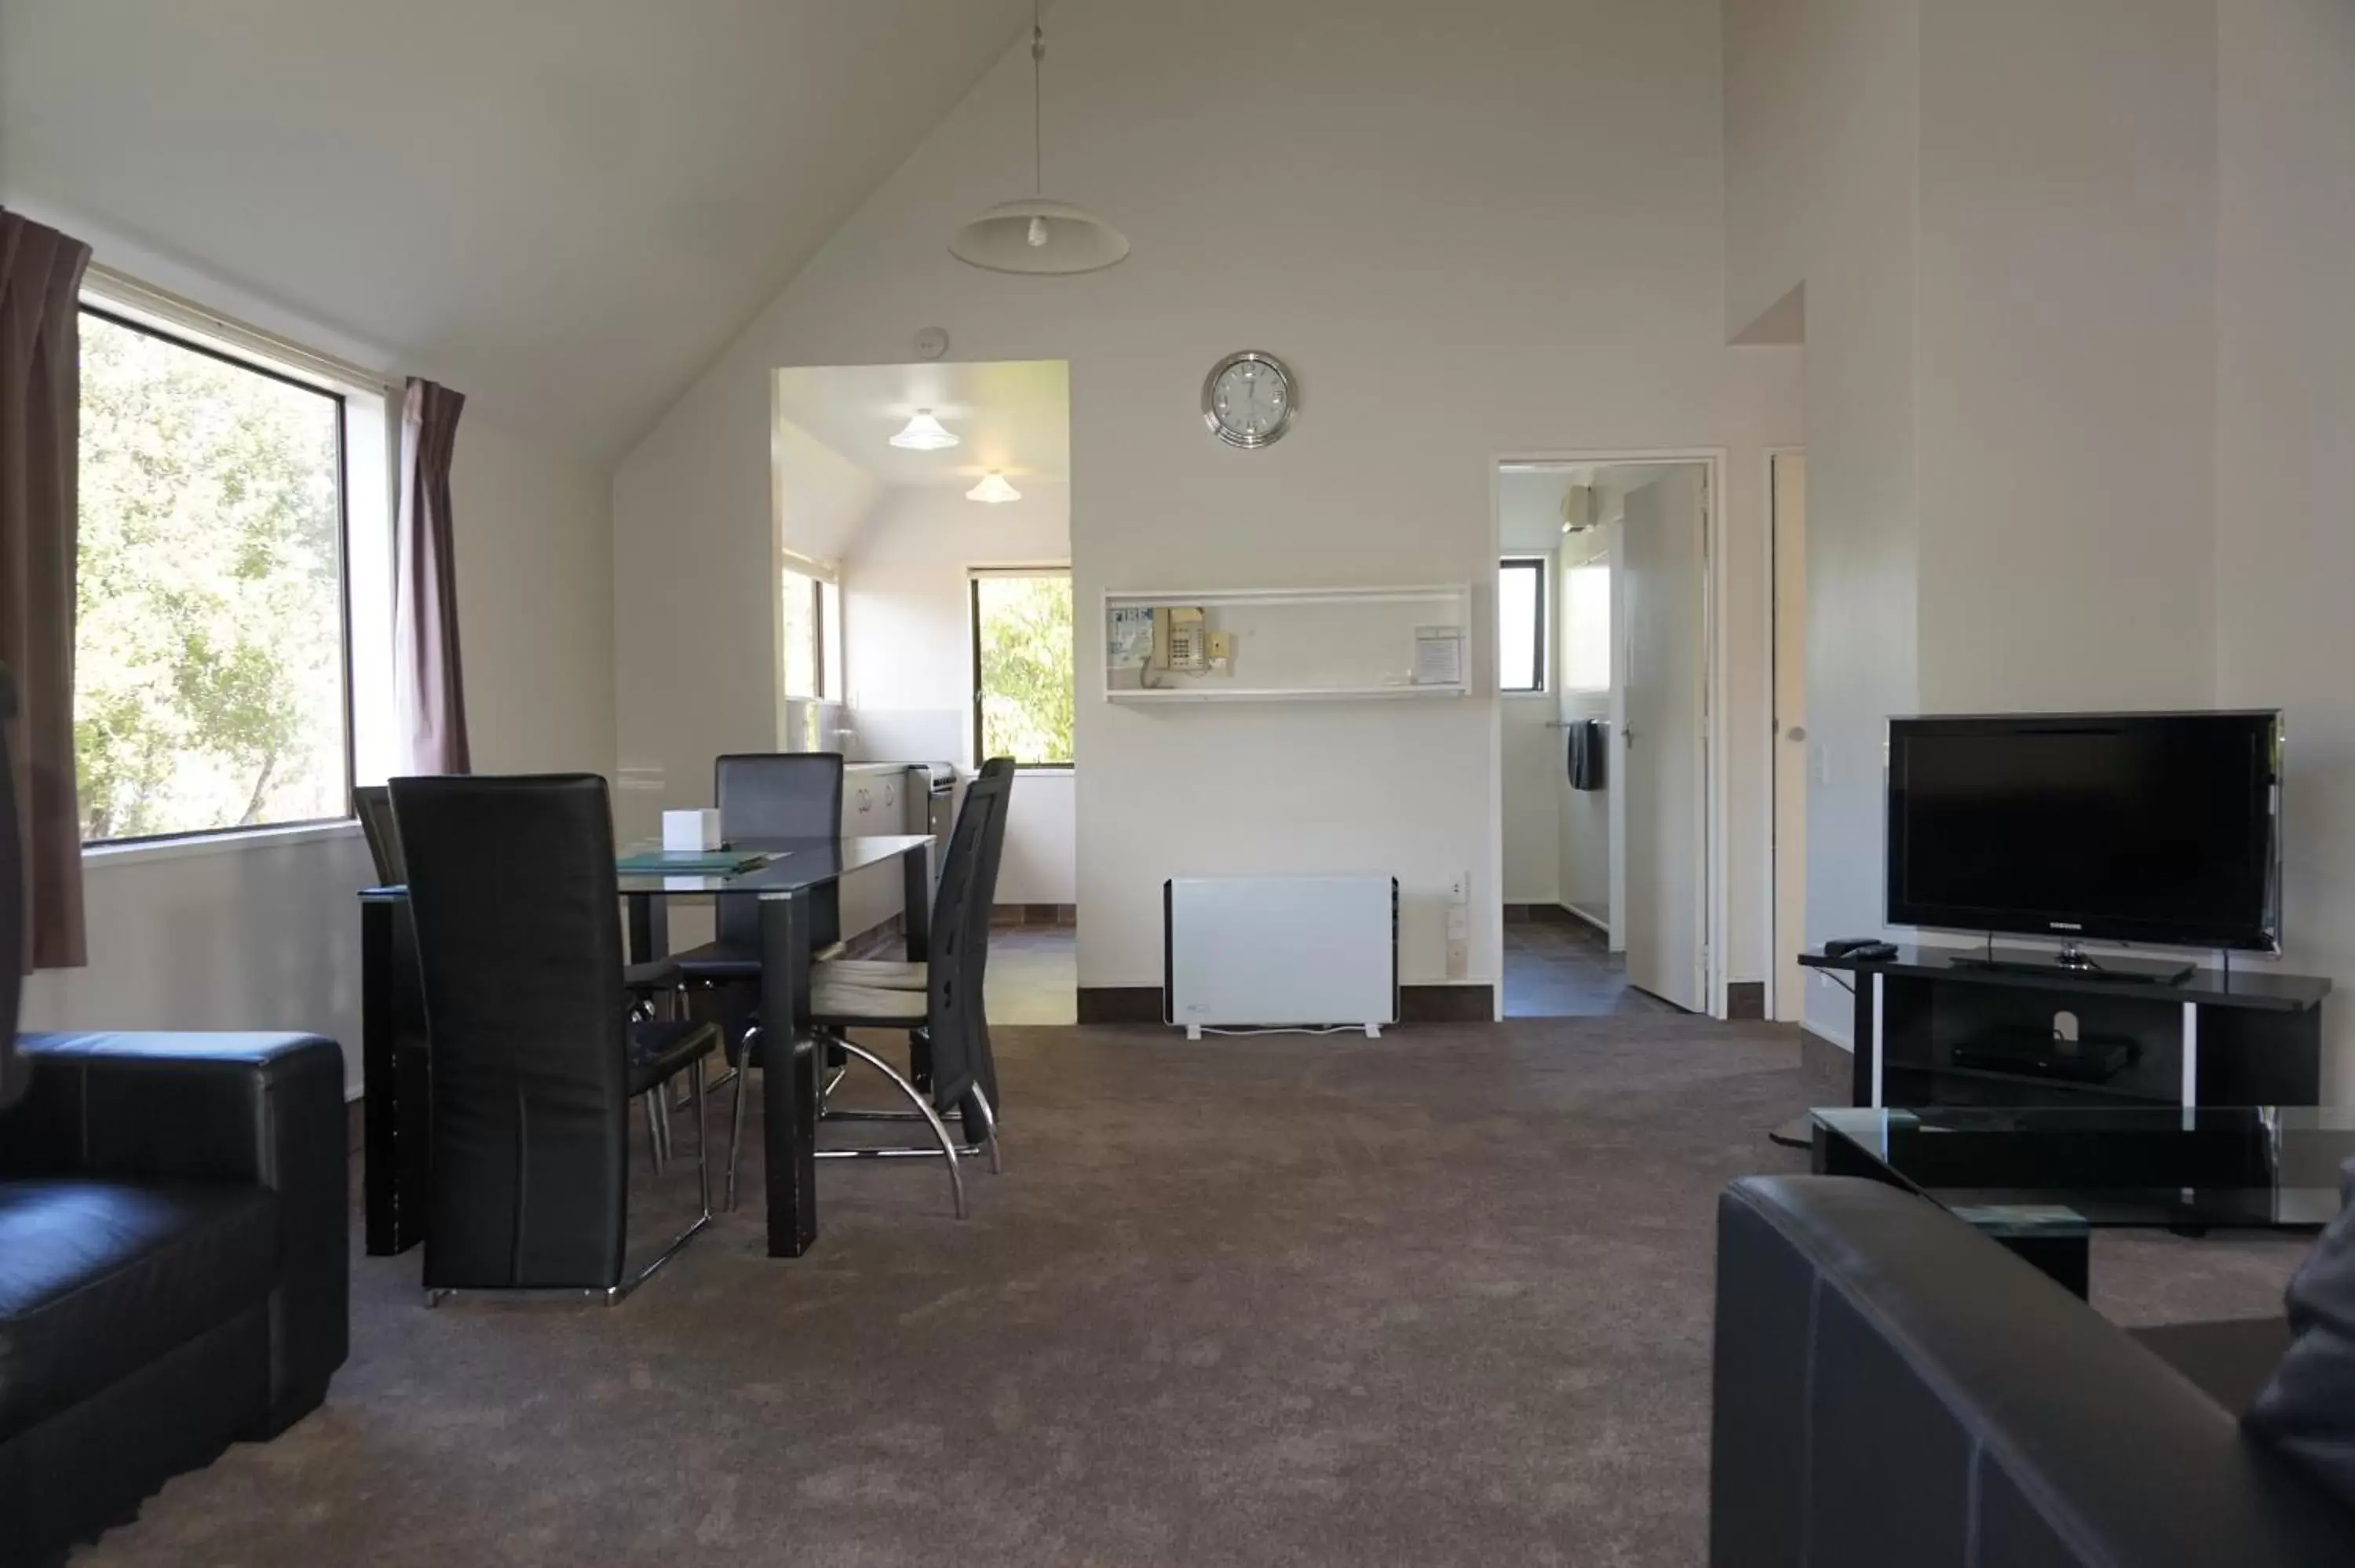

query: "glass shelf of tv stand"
xmin=1798 ymin=943 xmax=2331 ymax=1014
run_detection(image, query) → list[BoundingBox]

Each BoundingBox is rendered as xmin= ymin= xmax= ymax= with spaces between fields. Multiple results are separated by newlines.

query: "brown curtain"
xmin=395 ymin=377 xmax=470 ymax=774
xmin=0 ymin=210 xmax=90 ymax=969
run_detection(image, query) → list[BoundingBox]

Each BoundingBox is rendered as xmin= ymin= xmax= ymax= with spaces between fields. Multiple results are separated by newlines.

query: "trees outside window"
xmin=76 ymin=310 xmax=349 ymax=842
xmin=971 ymin=571 xmax=1073 ymax=767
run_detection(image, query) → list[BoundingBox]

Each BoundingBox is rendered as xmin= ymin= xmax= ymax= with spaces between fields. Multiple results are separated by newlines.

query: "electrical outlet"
xmin=1446 ymin=935 xmax=1470 ymax=979
xmin=1448 ymin=872 xmax=1469 ymax=905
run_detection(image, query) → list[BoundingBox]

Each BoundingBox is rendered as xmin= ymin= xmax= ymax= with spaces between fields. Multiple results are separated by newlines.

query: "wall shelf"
xmin=1101 ymin=585 xmax=1473 ymax=703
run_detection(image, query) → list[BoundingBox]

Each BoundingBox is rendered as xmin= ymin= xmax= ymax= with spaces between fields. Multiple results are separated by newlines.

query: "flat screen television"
xmin=1885 ymin=710 xmax=2281 ymax=954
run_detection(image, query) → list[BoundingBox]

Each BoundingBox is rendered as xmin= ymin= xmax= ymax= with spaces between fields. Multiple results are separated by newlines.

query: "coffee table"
xmin=1810 ymin=1104 xmax=2355 ymax=1297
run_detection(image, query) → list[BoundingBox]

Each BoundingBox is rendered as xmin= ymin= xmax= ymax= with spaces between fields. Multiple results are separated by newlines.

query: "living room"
xmin=2 ymin=0 xmax=2352 ymax=1563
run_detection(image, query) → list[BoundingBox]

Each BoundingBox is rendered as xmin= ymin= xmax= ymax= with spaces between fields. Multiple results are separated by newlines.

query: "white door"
xmin=1772 ymin=454 xmax=1809 ymax=1021
xmin=1619 ymin=469 xmax=1706 ymax=1012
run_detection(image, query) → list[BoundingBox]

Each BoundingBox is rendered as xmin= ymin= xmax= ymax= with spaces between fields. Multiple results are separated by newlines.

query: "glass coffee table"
xmin=1810 ymin=1104 xmax=2355 ymax=1297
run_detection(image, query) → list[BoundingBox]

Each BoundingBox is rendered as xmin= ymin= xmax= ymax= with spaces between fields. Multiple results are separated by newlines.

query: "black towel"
xmin=1568 ymin=719 xmax=1607 ymax=792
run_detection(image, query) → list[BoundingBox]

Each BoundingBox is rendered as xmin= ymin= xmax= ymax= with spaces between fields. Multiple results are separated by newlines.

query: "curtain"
xmin=0 ymin=210 xmax=90 ymax=970
xmin=394 ymin=377 xmax=470 ymax=774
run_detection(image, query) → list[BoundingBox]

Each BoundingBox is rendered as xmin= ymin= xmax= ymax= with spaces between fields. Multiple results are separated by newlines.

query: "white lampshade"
xmin=950 ymin=199 xmax=1129 ymax=275
xmin=889 ymin=410 xmax=958 ymax=450
xmin=966 ymin=472 xmax=1023 ymax=505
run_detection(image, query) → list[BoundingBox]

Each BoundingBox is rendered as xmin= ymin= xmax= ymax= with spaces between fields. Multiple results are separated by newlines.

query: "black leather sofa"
xmin=1711 ymin=1176 xmax=2355 ymax=1567
xmin=0 ymin=1028 xmax=349 ymax=1566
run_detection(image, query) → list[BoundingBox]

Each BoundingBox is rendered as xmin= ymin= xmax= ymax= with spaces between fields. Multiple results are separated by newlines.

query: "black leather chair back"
xmin=922 ymin=771 xmax=1005 ymax=1114
xmin=0 ymin=665 xmax=26 ymax=1107
xmin=965 ymin=758 xmax=1016 ymax=1111
xmin=715 ymin=753 xmax=844 ymax=952
xmin=390 ymin=773 xmax=633 ymax=1290
xmin=352 ymin=784 xmax=405 ymax=883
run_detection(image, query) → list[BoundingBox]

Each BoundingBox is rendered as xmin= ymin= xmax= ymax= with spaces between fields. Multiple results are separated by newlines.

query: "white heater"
xmin=1163 ymin=875 xmax=1399 ymax=1038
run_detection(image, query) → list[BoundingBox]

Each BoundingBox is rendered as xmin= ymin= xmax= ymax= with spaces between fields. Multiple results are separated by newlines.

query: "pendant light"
xmin=950 ymin=0 xmax=1128 ymax=275
xmin=889 ymin=409 xmax=958 ymax=450
xmin=966 ymin=472 xmax=1023 ymax=505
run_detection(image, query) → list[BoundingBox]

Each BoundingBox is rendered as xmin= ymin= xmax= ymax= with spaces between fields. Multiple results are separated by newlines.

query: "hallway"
xmin=1501 ymin=915 xmax=1681 ymax=1018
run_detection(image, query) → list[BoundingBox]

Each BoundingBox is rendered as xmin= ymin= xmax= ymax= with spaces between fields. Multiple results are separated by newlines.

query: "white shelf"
xmin=1101 ymin=583 xmax=1473 ymax=703
xmin=1107 ymin=684 xmax=1467 ymax=703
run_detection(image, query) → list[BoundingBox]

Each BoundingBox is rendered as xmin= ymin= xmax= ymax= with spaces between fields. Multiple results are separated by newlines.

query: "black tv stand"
xmin=1798 ymin=943 xmax=2328 ymax=1110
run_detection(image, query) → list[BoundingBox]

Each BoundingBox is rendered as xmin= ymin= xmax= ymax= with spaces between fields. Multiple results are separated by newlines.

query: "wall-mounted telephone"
xmin=1152 ymin=606 xmax=1207 ymax=673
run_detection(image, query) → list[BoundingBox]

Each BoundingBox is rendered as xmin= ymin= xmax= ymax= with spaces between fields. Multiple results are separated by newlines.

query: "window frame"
xmin=968 ymin=566 xmax=1075 ymax=772
xmin=1498 ymin=556 xmax=1549 ymax=695
xmin=778 ymin=562 xmax=842 ymax=706
xmin=74 ymin=303 xmax=360 ymax=849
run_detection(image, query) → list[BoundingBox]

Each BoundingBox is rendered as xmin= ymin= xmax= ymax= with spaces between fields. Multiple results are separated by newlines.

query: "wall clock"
xmin=1202 ymin=351 xmax=1298 ymax=449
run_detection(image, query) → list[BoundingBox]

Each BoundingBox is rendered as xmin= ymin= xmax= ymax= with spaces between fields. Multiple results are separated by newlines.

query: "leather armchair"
xmin=0 ymin=1029 xmax=348 ymax=1565
xmin=1711 ymin=1176 xmax=2355 ymax=1567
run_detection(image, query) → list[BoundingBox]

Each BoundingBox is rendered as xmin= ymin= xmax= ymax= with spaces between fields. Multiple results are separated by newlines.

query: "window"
xmin=75 ymin=308 xmax=352 ymax=843
xmin=970 ymin=571 xmax=1073 ymax=767
xmin=779 ymin=567 xmax=842 ymax=703
xmin=1499 ymin=557 xmax=1546 ymax=693
xmin=1562 ymin=560 xmax=1612 ymax=692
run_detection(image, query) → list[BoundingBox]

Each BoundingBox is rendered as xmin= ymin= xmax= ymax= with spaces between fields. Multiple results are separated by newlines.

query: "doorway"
xmin=770 ymin=359 xmax=1078 ymax=1024
xmin=1496 ymin=458 xmax=1714 ymax=1016
xmin=1769 ymin=451 xmax=1807 ymax=1022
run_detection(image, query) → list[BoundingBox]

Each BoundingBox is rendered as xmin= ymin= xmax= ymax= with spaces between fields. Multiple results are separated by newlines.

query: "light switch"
xmin=1813 ymin=743 xmax=1831 ymax=786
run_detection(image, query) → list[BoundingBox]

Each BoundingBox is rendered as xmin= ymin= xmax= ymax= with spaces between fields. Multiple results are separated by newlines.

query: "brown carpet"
xmin=71 ymin=1019 xmax=2306 ymax=1566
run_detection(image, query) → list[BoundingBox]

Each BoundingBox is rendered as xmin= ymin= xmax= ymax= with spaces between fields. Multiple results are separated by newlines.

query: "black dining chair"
xmin=726 ymin=771 xmax=1006 ymax=1217
xmin=670 ymin=752 xmax=846 ymax=986
xmin=817 ymin=757 xmax=1013 ymax=1119
xmin=390 ymin=774 xmax=721 ymax=1302
xmin=360 ymin=782 xmax=693 ymax=1162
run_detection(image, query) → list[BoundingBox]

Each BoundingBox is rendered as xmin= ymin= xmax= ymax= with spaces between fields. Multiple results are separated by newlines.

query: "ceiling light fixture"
xmin=966 ymin=472 xmax=1023 ymax=505
xmin=949 ymin=0 xmax=1128 ymax=275
xmin=889 ymin=409 xmax=958 ymax=450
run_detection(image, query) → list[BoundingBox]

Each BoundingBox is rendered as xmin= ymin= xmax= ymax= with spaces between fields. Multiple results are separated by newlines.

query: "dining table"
xmin=360 ymin=833 xmax=935 ymax=1260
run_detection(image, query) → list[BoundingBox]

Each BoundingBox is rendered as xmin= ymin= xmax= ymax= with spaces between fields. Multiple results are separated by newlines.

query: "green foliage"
xmin=75 ymin=313 xmax=346 ymax=841
xmin=975 ymin=574 xmax=1073 ymax=765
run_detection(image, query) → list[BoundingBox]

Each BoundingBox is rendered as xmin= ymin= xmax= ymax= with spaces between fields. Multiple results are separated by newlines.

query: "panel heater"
xmin=1163 ymin=875 xmax=1398 ymax=1037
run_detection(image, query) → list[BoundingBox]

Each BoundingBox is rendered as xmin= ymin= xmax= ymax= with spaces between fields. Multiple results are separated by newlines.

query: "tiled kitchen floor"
xmin=988 ymin=922 xmax=1077 ymax=1024
xmin=1502 ymin=916 xmax=1682 ymax=1017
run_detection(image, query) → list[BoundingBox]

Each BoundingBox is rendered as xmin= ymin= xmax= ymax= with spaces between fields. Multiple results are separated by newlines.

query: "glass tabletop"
xmin=361 ymin=834 xmax=932 ymax=899
xmin=1813 ymin=1104 xmax=2355 ymax=1232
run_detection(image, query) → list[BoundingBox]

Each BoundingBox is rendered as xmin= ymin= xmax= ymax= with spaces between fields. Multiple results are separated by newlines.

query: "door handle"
xmin=1623 ymin=727 xmax=1637 ymax=747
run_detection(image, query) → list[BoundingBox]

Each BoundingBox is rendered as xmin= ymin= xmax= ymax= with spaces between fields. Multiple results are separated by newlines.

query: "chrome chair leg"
xmin=818 ymin=1038 xmax=966 ymax=1220
xmin=643 ymin=1092 xmax=666 ymax=1176
xmin=725 ymin=1025 xmax=759 ymax=1212
xmin=966 ymin=1085 xmax=1004 ymax=1176
xmin=692 ymin=1054 xmax=710 ymax=1216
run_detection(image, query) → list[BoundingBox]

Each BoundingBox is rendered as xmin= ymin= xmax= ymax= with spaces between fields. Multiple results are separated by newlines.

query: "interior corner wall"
xmin=2215 ymin=0 xmax=2355 ymax=1101
xmin=1913 ymin=0 xmax=2219 ymax=715
xmin=451 ymin=420 xmax=618 ymax=779
xmin=611 ymin=0 xmax=1800 ymax=994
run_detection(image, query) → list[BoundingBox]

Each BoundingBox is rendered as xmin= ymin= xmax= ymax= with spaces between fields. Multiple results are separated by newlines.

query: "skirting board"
xmin=1077 ymin=984 xmax=1492 ymax=1026
xmin=1502 ymin=903 xmax=1581 ymax=926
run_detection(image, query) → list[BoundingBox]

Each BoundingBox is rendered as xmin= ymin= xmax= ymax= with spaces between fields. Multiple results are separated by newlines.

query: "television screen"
xmin=1886 ymin=711 xmax=2280 ymax=951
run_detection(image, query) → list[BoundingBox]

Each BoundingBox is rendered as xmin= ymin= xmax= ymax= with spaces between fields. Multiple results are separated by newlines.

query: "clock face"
xmin=1203 ymin=352 xmax=1295 ymax=448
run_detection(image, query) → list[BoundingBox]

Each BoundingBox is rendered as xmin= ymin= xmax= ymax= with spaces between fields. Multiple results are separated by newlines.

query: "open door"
xmin=1772 ymin=454 xmax=1808 ymax=1021
xmin=1619 ymin=468 xmax=1706 ymax=1012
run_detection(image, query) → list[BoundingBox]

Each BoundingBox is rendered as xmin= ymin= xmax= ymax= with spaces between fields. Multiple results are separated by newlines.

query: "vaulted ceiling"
xmin=0 ymin=0 xmax=1039 ymax=460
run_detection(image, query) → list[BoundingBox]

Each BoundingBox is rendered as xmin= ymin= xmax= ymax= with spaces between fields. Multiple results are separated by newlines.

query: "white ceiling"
xmin=773 ymin=360 xmax=1072 ymax=487
xmin=0 ymin=0 xmax=1038 ymax=458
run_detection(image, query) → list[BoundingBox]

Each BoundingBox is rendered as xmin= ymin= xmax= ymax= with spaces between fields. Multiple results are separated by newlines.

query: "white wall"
xmin=2214 ymin=0 xmax=2355 ymax=1100
xmin=840 ymin=481 xmax=1077 ymax=905
xmin=1913 ymin=0 xmax=2218 ymax=714
xmin=613 ymin=0 xmax=1802 ymax=995
xmin=0 ymin=202 xmax=617 ymax=1092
